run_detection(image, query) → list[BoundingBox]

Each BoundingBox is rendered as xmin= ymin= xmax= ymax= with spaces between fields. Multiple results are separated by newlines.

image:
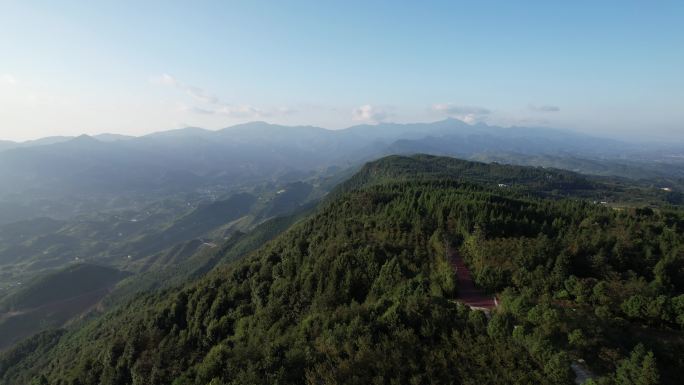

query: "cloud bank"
xmin=1 ymin=74 xmax=17 ymax=85
xmin=352 ymin=104 xmax=389 ymax=124
xmin=151 ymin=74 xmax=291 ymax=119
xmin=431 ymin=103 xmax=491 ymax=124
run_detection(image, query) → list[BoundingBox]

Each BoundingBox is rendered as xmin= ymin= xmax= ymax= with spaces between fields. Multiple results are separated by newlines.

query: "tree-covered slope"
xmin=337 ymin=154 xmax=679 ymax=206
xmin=2 ymin=155 xmax=683 ymax=385
xmin=0 ymin=264 xmax=127 ymax=350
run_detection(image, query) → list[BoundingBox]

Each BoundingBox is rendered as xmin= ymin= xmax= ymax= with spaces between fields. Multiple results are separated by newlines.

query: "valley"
xmin=3 ymin=3 xmax=682 ymax=383
xmin=0 ymin=154 xmax=681 ymax=385
xmin=0 ymin=170 xmax=331 ymax=349
xmin=0 ymin=124 xmax=682 ymax=385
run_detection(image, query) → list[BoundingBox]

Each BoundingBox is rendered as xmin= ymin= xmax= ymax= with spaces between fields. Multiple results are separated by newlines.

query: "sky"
xmin=0 ymin=0 xmax=683 ymax=141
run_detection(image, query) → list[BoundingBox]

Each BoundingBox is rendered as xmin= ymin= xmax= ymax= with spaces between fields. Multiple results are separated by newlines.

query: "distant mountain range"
xmin=0 ymin=133 xmax=134 ymax=151
xmin=3 ymin=119 xmax=680 ymax=158
xmin=0 ymin=119 xmax=682 ymax=221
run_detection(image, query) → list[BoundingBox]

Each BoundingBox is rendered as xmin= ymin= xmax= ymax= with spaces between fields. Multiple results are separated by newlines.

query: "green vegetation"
xmin=1 ymin=155 xmax=682 ymax=384
xmin=0 ymin=264 xmax=127 ymax=349
xmin=0 ymin=178 xmax=322 ymax=301
xmin=104 ymin=203 xmax=316 ymax=307
xmin=0 ymin=179 xmax=322 ymax=353
xmin=0 ymin=264 xmax=126 ymax=312
xmin=120 ymin=193 xmax=258 ymax=258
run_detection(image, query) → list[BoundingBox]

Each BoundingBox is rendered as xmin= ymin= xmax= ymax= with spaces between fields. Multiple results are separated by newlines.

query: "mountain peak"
xmin=221 ymin=121 xmax=274 ymax=131
xmin=93 ymin=133 xmax=135 ymax=142
xmin=69 ymin=134 xmax=99 ymax=143
xmin=143 ymin=126 xmax=212 ymax=139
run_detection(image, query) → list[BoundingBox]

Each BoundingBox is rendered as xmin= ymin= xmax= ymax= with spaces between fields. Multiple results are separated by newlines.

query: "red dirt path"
xmin=449 ymin=250 xmax=496 ymax=309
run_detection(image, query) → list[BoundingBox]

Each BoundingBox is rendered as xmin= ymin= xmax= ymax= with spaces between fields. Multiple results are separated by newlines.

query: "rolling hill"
xmin=2 ymin=155 xmax=682 ymax=384
xmin=0 ymin=263 xmax=127 ymax=349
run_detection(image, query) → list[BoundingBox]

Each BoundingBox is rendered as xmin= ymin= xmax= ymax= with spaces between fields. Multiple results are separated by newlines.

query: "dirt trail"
xmin=448 ymin=250 xmax=496 ymax=309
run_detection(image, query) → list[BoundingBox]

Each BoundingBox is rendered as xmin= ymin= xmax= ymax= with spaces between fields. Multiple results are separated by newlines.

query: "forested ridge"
xmin=1 ymin=155 xmax=683 ymax=385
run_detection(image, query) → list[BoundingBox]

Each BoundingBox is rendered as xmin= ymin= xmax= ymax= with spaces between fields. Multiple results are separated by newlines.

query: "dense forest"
xmin=1 ymin=155 xmax=683 ymax=384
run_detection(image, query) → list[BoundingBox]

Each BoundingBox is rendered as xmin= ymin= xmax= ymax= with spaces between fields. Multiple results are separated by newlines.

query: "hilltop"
xmin=2 ymin=155 xmax=682 ymax=385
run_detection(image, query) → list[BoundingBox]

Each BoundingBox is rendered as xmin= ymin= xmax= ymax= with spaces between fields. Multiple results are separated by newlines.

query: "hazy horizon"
xmin=2 ymin=3 xmax=684 ymax=381
xmin=2 ymin=117 xmax=683 ymax=146
xmin=1 ymin=1 xmax=683 ymax=142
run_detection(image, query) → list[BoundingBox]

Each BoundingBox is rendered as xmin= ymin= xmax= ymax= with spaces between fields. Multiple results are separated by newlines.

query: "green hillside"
xmin=337 ymin=154 xmax=678 ymax=206
xmin=0 ymin=263 xmax=127 ymax=349
xmin=115 ymin=193 xmax=257 ymax=261
xmin=104 ymin=204 xmax=315 ymax=307
xmin=1 ymin=155 xmax=683 ymax=384
xmin=0 ymin=180 xmax=321 ymax=300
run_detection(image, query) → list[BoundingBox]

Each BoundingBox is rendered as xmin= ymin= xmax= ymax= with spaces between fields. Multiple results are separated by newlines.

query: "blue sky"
xmin=0 ymin=0 xmax=682 ymax=141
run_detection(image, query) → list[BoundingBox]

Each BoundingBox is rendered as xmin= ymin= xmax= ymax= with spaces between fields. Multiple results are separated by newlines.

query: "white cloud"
xmin=1 ymin=74 xmax=17 ymax=85
xmin=151 ymin=73 xmax=291 ymax=119
xmin=431 ymin=103 xmax=491 ymax=124
xmin=150 ymin=73 xmax=219 ymax=104
xmin=215 ymin=104 xmax=264 ymax=118
xmin=352 ymin=104 xmax=389 ymax=124
xmin=150 ymin=73 xmax=177 ymax=86
xmin=184 ymin=85 xmax=219 ymax=105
